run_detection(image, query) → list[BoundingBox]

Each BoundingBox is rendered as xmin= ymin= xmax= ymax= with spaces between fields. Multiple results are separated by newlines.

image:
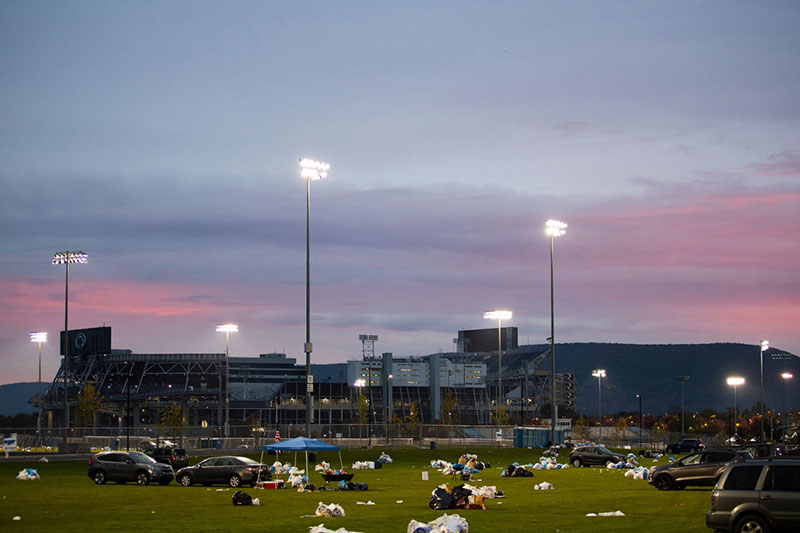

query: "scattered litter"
xmin=396 ymin=500 xmax=404 ymax=504
xmin=309 ymin=524 xmax=363 ymax=533
xmin=215 ymin=488 xmax=229 ymax=492
xmin=233 ymin=491 xmax=254 ymax=506
xmin=16 ymin=469 xmax=39 ymax=480
xmin=408 ymin=512 xmax=468 ymax=533
xmin=356 ymin=500 xmax=375 ymax=505
xmin=38 ymin=457 xmax=49 ymax=463
xmin=587 ymin=511 xmax=625 ymax=517
xmin=351 ymin=461 xmax=375 ymax=470
xmin=315 ymin=462 xmax=331 ymax=472
xmin=315 ymin=502 xmax=346 ymax=517
xmin=378 ymin=452 xmax=393 ymax=464
xmin=430 ymin=483 xmax=500 ymax=510
xmin=13 ymin=516 xmax=21 ymax=521
xmin=534 ymin=482 xmax=554 ymax=490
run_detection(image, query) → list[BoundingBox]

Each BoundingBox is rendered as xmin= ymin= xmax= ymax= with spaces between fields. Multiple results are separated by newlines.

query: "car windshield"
xmin=129 ymin=452 xmax=157 ymax=464
xmin=235 ymin=457 xmax=259 ymax=465
xmin=596 ymin=446 xmax=613 ymax=454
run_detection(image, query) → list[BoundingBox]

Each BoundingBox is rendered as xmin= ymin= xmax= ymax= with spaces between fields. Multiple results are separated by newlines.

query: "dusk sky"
xmin=1 ymin=1 xmax=798 ymax=386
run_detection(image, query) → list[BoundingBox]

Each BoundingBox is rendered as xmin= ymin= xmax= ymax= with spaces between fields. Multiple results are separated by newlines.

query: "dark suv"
xmin=666 ymin=438 xmax=705 ymax=454
xmin=706 ymin=458 xmax=800 ymax=533
xmin=569 ymin=445 xmax=626 ymax=467
xmin=650 ymin=448 xmax=751 ymax=491
xmin=145 ymin=446 xmax=190 ymax=469
xmin=88 ymin=451 xmax=174 ymax=485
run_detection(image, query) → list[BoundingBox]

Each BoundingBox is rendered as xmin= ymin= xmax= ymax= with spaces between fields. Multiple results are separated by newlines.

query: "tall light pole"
xmin=216 ymin=323 xmax=238 ymax=439
xmin=300 ymin=157 xmax=329 ymax=438
xmin=484 ymin=309 xmax=512 ymax=426
xmin=760 ymin=340 xmax=769 ymax=441
xmin=781 ymin=372 xmax=793 ymax=441
xmin=30 ymin=331 xmax=47 ymax=438
xmin=546 ymin=219 xmax=567 ymax=447
xmin=727 ymin=376 xmax=745 ymax=441
xmin=592 ymin=369 xmax=606 ymax=441
xmin=636 ymin=393 xmax=642 ymax=451
xmin=354 ymin=378 xmax=366 ymax=445
xmin=678 ymin=376 xmax=689 ymax=436
xmin=52 ymin=250 xmax=87 ymax=452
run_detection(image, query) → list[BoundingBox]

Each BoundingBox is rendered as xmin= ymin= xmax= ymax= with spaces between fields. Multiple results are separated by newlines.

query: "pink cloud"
xmin=748 ymin=150 xmax=800 ymax=177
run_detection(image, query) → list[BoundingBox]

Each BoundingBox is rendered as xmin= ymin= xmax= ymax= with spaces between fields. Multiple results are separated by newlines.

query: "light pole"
xmin=727 ymin=376 xmax=745 ymax=441
xmin=52 ymin=250 xmax=87 ymax=452
xmin=216 ymin=323 xmax=238 ymax=439
xmin=484 ymin=309 xmax=512 ymax=426
xmin=545 ymin=219 xmax=567 ymax=446
xmin=592 ymin=369 xmax=606 ymax=441
xmin=385 ymin=373 xmax=393 ymax=445
xmin=760 ymin=340 xmax=769 ymax=442
xmin=30 ymin=331 xmax=47 ymax=438
xmin=636 ymin=393 xmax=642 ymax=451
xmin=300 ymin=157 xmax=329 ymax=438
xmin=354 ymin=378 xmax=366 ymax=445
xmin=781 ymin=372 xmax=793 ymax=441
xmin=678 ymin=376 xmax=689 ymax=436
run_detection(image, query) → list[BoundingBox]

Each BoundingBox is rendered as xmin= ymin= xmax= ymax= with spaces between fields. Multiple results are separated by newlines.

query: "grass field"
xmin=0 ymin=447 xmax=713 ymax=532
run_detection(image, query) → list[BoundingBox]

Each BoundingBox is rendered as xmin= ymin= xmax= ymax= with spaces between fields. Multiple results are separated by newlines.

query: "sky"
xmin=1 ymin=1 xmax=799 ymax=387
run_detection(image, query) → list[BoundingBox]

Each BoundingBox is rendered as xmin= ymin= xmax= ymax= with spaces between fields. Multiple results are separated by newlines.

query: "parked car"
xmin=569 ymin=445 xmax=626 ymax=467
xmin=736 ymin=442 xmax=788 ymax=459
xmin=175 ymin=456 xmax=270 ymax=488
xmin=649 ymin=448 xmax=751 ymax=491
xmin=88 ymin=451 xmax=174 ymax=485
xmin=145 ymin=446 xmax=190 ymax=469
xmin=666 ymin=438 xmax=706 ymax=454
xmin=706 ymin=458 xmax=800 ymax=533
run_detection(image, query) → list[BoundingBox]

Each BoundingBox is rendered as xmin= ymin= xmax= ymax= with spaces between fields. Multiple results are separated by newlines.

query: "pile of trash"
xmin=16 ymin=468 xmax=39 ymax=480
xmin=429 ymin=483 xmax=503 ymax=511
xmin=408 ymin=513 xmax=468 ymax=533
xmin=315 ymin=502 xmax=346 ymax=518
xmin=315 ymin=461 xmax=331 ymax=472
xmin=501 ymin=463 xmax=534 ymax=477
xmin=605 ymin=454 xmax=642 ymax=470
xmin=351 ymin=461 xmax=377 ymax=470
xmin=337 ymin=480 xmax=368 ymax=491
xmin=232 ymin=490 xmax=261 ymax=506
xmin=310 ymin=525 xmax=363 ymax=533
xmin=532 ymin=457 xmax=570 ymax=470
xmin=377 ymin=452 xmax=393 ymax=464
xmin=624 ymin=466 xmax=650 ymax=480
xmin=457 ymin=454 xmax=489 ymax=470
xmin=271 ymin=461 xmax=297 ymax=475
xmin=534 ymin=481 xmax=554 ymax=490
xmin=288 ymin=471 xmax=309 ymax=488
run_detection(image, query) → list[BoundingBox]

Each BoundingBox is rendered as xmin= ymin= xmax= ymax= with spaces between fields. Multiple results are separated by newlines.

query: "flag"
xmin=275 ymin=430 xmax=281 ymax=455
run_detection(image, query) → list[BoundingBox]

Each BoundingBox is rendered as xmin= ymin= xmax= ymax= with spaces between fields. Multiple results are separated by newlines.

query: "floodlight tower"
xmin=300 ymin=157 xmax=330 ymax=437
xmin=545 ymin=219 xmax=567 ymax=446
xmin=678 ymin=376 xmax=690 ymax=435
xmin=727 ymin=376 xmax=745 ymax=441
xmin=52 ymin=250 xmax=87 ymax=450
xmin=760 ymin=340 xmax=769 ymax=441
xmin=359 ymin=334 xmax=378 ymax=360
xmin=592 ymin=369 xmax=606 ymax=441
xmin=216 ymin=323 xmax=238 ymax=438
xmin=30 ymin=331 xmax=47 ymax=437
xmin=484 ymin=309 xmax=512 ymax=424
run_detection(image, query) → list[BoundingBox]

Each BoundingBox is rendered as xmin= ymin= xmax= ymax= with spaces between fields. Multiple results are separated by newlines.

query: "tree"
xmin=160 ymin=403 xmax=186 ymax=442
xmin=355 ymin=393 xmax=369 ymax=425
xmin=441 ymin=391 xmax=458 ymax=425
xmin=491 ymin=404 xmax=510 ymax=426
xmin=572 ymin=417 xmax=587 ymax=442
xmin=75 ymin=382 xmax=102 ymax=430
xmin=404 ymin=402 xmax=421 ymax=438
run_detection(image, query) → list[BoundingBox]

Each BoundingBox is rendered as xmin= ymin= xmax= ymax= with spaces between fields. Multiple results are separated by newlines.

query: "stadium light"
xmin=592 ymin=369 xmax=606 ymax=441
xmin=546 ymin=219 xmax=567 ymax=446
xmin=727 ymin=376 xmax=745 ymax=441
xmin=216 ymin=323 xmax=238 ymax=439
xmin=484 ymin=309 xmax=512 ymax=427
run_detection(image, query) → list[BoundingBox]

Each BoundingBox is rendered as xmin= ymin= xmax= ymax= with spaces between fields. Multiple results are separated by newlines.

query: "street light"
xmin=635 ymin=393 xmax=642 ymax=451
xmin=782 ymin=372 xmax=793 ymax=441
xmin=727 ymin=376 xmax=745 ymax=441
xmin=30 ymin=331 xmax=47 ymax=437
xmin=300 ymin=157 xmax=330 ymax=438
xmin=545 ymin=219 xmax=567 ymax=447
xmin=592 ymin=369 xmax=606 ymax=441
xmin=484 ymin=309 xmax=512 ymax=426
xmin=760 ymin=340 xmax=769 ymax=442
xmin=353 ymin=378 xmax=367 ymax=445
xmin=678 ymin=376 xmax=689 ymax=436
xmin=216 ymin=323 xmax=238 ymax=439
xmin=52 ymin=250 xmax=87 ymax=451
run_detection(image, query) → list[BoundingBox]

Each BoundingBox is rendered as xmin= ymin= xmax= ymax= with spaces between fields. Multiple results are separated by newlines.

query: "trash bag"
xmin=315 ymin=502 xmax=346 ymax=517
xmin=429 ymin=487 xmax=454 ymax=510
xmin=232 ymin=491 xmax=253 ymax=506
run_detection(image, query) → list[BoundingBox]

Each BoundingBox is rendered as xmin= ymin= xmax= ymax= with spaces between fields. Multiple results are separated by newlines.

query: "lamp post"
xmin=30 ymin=331 xmax=47 ymax=438
xmin=52 ymin=250 xmax=87 ymax=452
xmin=354 ymin=378 xmax=366 ymax=445
xmin=636 ymin=393 xmax=642 ymax=451
xmin=483 ymin=309 xmax=512 ymax=426
xmin=385 ymin=373 xmax=393 ymax=445
xmin=781 ymin=372 xmax=793 ymax=441
xmin=300 ymin=157 xmax=329 ymax=438
xmin=760 ymin=340 xmax=769 ymax=442
xmin=678 ymin=376 xmax=689 ymax=436
xmin=727 ymin=376 xmax=745 ymax=441
xmin=592 ymin=369 xmax=606 ymax=441
xmin=545 ymin=219 xmax=567 ymax=446
xmin=216 ymin=323 xmax=238 ymax=439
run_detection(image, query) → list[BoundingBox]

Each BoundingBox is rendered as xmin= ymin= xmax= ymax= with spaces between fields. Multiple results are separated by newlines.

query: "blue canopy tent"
xmin=260 ymin=437 xmax=342 ymax=485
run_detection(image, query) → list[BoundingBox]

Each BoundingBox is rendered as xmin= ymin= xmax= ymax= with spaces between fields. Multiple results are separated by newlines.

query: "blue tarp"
xmin=262 ymin=436 xmax=339 ymax=452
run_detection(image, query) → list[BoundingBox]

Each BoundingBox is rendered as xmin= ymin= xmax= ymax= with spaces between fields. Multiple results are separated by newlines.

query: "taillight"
xmin=710 ymin=492 xmax=716 ymax=507
xmin=88 ymin=458 xmax=94 ymax=465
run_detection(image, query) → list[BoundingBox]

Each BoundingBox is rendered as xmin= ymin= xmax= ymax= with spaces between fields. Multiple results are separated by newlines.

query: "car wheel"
xmin=229 ymin=474 xmax=242 ymax=488
xmin=572 ymin=458 xmax=581 ymax=467
xmin=734 ymin=514 xmax=769 ymax=533
xmin=93 ymin=471 xmax=106 ymax=485
xmin=136 ymin=472 xmax=150 ymax=486
xmin=179 ymin=473 xmax=193 ymax=486
xmin=654 ymin=475 xmax=675 ymax=491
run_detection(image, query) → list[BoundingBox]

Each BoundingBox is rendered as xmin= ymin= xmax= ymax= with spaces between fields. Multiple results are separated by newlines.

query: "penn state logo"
xmin=75 ymin=332 xmax=87 ymax=350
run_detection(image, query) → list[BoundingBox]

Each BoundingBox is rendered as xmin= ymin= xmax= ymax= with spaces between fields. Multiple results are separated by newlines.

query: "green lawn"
xmin=0 ymin=447 xmax=712 ymax=532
